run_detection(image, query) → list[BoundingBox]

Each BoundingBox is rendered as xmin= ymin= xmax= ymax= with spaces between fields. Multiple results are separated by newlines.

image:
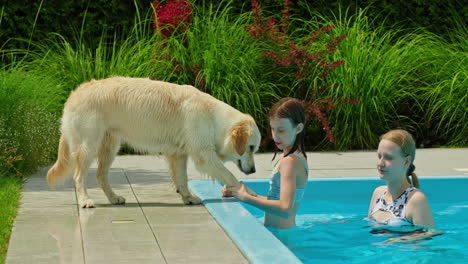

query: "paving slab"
xmin=6 ymin=148 xmax=468 ymax=264
xmin=6 ymin=158 xmax=246 ymax=264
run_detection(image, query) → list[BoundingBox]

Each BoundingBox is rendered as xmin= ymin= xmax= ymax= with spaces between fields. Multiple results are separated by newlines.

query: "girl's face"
xmin=376 ymin=139 xmax=410 ymax=182
xmin=270 ymin=118 xmax=302 ymax=153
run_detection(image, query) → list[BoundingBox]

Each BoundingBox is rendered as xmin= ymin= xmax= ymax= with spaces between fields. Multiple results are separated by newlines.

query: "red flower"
xmin=245 ymin=25 xmax=260 ymax=38
xmin=262 ymin=51 xmax=278 ymax=58
xmin=153 ymin=0 xmax=192 ymax=37
xmin=278 ymin=57 xmax=291 ymax=66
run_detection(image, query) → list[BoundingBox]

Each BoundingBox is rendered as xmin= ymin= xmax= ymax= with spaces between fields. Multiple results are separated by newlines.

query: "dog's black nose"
xmin=249 ymin=167 xmax=256 ymax=174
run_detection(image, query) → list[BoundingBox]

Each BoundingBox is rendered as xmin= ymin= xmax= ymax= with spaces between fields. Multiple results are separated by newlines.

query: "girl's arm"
xmin=222 ymin=184 xmax=267 ymax=199
xmin=386 ymin=228 xmax=441 ymax=243
xmin=407 ymin=191 xmax=434 ymax=226
xmin=227 ymin=155 xmax=300 ymax=218
xmin=385 ymin=191 xmax=435 ymax=243
xmin=368 ymin=186 xmax=385 ymax=217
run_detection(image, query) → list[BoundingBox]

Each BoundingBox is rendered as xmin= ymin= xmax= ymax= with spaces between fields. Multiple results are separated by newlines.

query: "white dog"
xmin=47 ymin=76 xmax=261 ymax=208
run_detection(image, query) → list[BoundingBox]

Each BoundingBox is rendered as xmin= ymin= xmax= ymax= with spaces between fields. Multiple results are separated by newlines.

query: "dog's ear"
xmin=229 ymin=120 xmax=252 ymax=155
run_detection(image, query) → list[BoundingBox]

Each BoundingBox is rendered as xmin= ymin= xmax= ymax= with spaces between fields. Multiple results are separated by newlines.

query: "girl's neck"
xmin=386 ymin=177 xmax=411 ymax=199
xmin=281 ymin=147 xmax=302 ymax=157
xmin=281 ymin=147 xmax=291 ymax=156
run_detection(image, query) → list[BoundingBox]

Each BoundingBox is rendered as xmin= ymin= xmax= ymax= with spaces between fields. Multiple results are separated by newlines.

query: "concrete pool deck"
xmin=6 ymin=148 xmax=468 ymax=263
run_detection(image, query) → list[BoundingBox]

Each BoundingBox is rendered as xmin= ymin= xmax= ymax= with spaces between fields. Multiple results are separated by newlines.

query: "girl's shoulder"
xmin=407 ymin=189 xmax=428 ymax=206
xmin=372 ymin=185 xmax=387 ymax=196
xmin=375 ymin=185 xmax=387 ymax=191
xmin=280 ymin=153 xmax=305 ymax=167
xmin=278 ymin=154 xmax=308 ymax=177
xmin=405 ymin=189 xmax=433 ymax=225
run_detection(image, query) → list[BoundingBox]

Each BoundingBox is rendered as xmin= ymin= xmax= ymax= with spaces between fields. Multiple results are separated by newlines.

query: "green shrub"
xmin=152 ymin=2 xmax=278 ymax=132
xmin=315 ymin=10 xmax=425 ymax=149
xmin=19 ymin=18 xmax=160 ymax=95
xmin=316 ymin=8 xmax=467 ymax=149
xmin=417 ymin=29 xmax=468 ymax=146
xmin=0 ymin=0 xmax=150 ymax=51
xmin=224 ymin=0 xmax=468 ymax=37
xmin=0 ymin=69 xmax=61 ymax=175
xmin=2 ymin=2 xmax=466 ymax=152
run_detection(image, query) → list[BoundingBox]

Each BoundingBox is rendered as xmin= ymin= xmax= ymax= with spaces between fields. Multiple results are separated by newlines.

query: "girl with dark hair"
xmin=222 ymin=97 xmax=308 ymax=229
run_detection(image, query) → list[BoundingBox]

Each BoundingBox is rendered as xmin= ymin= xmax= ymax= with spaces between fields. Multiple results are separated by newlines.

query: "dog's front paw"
xmin=109 ymin=195 xmax=126 ymax=205
xmin=182 ymin=195 xmax=202 ymax=205
xmin=80 ymin=199 xmax=96 ymax=208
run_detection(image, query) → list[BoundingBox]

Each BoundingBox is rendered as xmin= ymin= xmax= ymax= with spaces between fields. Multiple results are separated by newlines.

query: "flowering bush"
xmin=152 ymin=0 xmax=192 ymax=37
xmin=151 ymin=0 xmax=207 ymax=91
xmin=0 ymin=145 xmax=23 ymax=177
xmin=0 ymin=105 xmax=60 ymax=177
xmin=246 ymin=0 xmax=358 ymax=144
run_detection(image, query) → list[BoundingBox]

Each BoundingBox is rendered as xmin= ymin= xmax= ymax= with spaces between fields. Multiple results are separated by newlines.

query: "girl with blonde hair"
xmin=368 ymin=129 xmax=434 ymax=227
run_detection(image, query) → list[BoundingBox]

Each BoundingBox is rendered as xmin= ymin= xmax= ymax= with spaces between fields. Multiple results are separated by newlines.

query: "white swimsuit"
xmin=371 ymin=186 xmax=417 ymax=223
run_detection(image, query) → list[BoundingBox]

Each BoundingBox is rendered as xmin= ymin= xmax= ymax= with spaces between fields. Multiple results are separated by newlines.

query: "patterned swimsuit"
xmin=370 ymin=186 xmax=417 ymax=225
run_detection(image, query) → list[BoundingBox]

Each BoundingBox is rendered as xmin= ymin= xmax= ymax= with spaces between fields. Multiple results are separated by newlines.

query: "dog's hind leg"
xmin=167 ymin=153 xmax=202 ymax=205
xmin=73 ymin=143 xmax=97 ymax=208
xmin=96 ymin=132 xmax=125 ymax=205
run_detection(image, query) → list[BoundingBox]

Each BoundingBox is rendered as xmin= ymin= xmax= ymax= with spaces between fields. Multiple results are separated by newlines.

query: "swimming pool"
xmin=189 ymin=176 xmax=468 ymax=264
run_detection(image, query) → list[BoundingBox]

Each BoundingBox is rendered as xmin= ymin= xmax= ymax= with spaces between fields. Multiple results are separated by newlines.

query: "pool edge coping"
xmin=188 ymin=179 xmax=302 ymax=264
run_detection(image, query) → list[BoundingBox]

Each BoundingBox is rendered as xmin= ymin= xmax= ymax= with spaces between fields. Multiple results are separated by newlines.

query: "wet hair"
xmin=380 ymin=129 xmax=419 ymax=188
xmin=269 ymin=97 xmax=306 ymax=160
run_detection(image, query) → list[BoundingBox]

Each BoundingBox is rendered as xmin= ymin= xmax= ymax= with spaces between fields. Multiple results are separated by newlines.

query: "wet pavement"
xmin=6 ymin=148 xmax=468 ymax=264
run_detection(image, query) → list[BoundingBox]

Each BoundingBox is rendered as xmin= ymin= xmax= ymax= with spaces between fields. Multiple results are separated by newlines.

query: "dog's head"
xmin=222 ymin=117 xmax=261 ymax=175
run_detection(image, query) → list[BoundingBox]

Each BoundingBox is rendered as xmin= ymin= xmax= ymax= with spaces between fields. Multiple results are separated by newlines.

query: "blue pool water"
xmin=189 ymin=177 xmax=468 ymax=264
xmin=242 ymin=177 xmax=468 ymax=264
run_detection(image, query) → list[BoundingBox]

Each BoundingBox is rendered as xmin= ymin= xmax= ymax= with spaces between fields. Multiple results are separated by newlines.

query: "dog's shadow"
xmin=202 ymin=198 xmax=239 ymax=204
xmin=94 ymin=202 xmax=201 ymax=208
xmin=94 ymin=198 xmax=238 ymax=208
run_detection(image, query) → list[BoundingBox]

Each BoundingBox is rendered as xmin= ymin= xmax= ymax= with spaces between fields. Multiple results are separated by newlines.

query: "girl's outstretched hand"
xmin=223 ymin=182 xmax=250 ymax=201
xmin=221 ymin=184 xmax=234 ymax=197
xmin=222 ymin=182 xmax=242 ymax=198
xmin=222 ymin=182 xmax=257 ymax=200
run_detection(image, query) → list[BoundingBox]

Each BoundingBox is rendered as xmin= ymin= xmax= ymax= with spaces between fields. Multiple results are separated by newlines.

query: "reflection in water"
xmin=263 ymin=214 xmax=451 ymax=264
xmin=47 ymin=209 xmax=94 ymax=264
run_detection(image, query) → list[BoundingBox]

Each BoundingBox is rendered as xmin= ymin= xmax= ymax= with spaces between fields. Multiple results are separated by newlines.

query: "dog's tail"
xmin=47 ymin=135 xmax=73 ymax=189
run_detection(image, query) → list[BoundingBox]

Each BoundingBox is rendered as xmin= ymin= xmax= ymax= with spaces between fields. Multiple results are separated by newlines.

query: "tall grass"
xmin=0 ymin=68 xmax=61 ymax=175
xmin=19 ymin=14 xmax=160 ymax=95
xmin=20 ymin=1 xmax=279 ymax=135
xmin=300 ymin=8 xmax=467 ymax=149
xmin=152 ymin=2 xmax=278 ymax=130
xmin=417 ymin=18 xmax=467 ymax=146
xmin=301 ymin=10 xmax=416 ymax=149
xmin=0 ymin=175 xmax=22 ymax=264
xmin=1 ymin=2 xmax=466 ymax=152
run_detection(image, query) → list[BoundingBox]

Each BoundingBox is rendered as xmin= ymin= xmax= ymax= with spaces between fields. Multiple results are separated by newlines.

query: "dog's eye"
xmin=249 ymin=145 xmax=254 ymax=152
